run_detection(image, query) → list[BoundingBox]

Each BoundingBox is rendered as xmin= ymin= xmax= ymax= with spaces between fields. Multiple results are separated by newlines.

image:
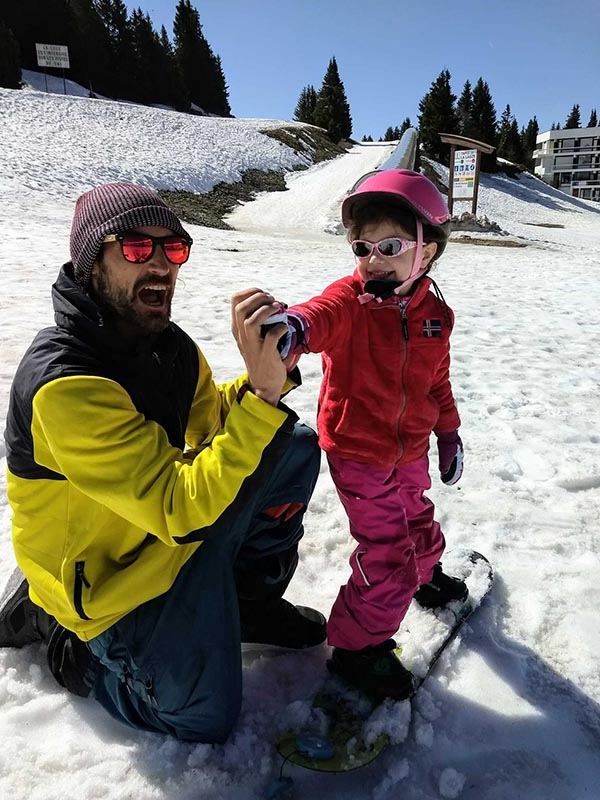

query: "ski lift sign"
xmin=35 ymin=43 xmax=70 ymax=69
xmin=453 ymin=148 xmax=477 ymax=199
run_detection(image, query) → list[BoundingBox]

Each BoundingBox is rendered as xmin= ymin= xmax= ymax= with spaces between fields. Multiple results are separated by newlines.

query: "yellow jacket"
xmin=5 ymin=267 xmax=299 ymax=640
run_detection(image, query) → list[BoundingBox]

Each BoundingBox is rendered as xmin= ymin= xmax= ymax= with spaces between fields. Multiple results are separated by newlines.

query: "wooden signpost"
xmin=439 ymin=133 xmax=495 ymax=216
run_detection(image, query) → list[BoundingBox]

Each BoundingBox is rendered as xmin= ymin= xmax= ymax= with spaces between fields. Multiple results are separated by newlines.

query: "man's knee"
xmin=288 ymin=423 xmax=321 ymax=483
xmin=293 ymin=423 xmax=320 ymax=461
xmin=167 ymin=693 xmax=241 ymax=743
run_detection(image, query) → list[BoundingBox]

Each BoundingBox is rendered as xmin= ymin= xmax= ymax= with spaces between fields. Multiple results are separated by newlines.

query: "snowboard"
xmin=276 ymin=550 xmax=493 ymax=774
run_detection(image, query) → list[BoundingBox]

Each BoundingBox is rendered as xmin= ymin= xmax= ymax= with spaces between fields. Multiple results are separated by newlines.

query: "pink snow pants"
xmin=327 ymin=453 xmax=445 ymax=650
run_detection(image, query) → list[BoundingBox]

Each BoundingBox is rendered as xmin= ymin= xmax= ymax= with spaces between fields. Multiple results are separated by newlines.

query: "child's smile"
xmin=354 ymin=221 xmax=416 ymax=286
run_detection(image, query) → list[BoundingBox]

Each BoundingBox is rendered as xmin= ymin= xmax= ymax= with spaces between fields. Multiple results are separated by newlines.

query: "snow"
xmin=2 ymin=79 xmax=600 ymax=800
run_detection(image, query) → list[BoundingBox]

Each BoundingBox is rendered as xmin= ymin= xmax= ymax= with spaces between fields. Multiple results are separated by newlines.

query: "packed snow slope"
xmin=1 ymin=84 xmax=600 ymax=800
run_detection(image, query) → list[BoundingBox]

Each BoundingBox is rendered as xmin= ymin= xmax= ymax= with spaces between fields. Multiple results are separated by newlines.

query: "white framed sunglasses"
xmin=351 ymin=236 xmax=417 ymax=259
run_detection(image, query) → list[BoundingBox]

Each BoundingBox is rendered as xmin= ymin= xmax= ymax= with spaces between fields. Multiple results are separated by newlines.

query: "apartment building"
xmin=534 ymin=126 xmax=600 ymax=202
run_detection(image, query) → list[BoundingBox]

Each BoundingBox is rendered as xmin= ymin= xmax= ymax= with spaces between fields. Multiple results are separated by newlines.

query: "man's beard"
xmin=91 ymin=260 xmax=172 ymax=337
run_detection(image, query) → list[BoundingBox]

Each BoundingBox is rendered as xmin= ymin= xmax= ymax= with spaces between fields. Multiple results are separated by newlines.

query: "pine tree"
xmin=313 ymin=56 xmax=352 ymax=142
xmin=383 ymin=126 xmax=395 ymax=141
xmin=417 ymin=68 xmax=458 ymax=164
xmin=157 ymin=25 xmax=188 ymax=109
xmin=520 ymin=116 xmax=539 ymax=169
xmin=173 ymin=0 xmax=230 ymax=115
xmin=564 ymin=104 xmax=580 ymax=129
xmin=398 ymin=117 xmax=412 ymax=137
xmin=211 ymin=54 xmax=230 ymax=116
xmin=497 ymin=105 xmax=512 ymax=150
xmin=470 ymin=77 xmax=497 ymax=170
xmin=497 ymin=105 xmax=524 ymax=165
xmin=456 ymin=80 xmax=476 ymax=138
xmin=361 ymin=134 xmax=373 ymax=142
xmin=67 ymin=0 xmax=112 ymax=96
xmin=95 ymin=0 xmax=136 ymax=98
xmin=505 ymin=119 xmax=525 ymax=164
xmin=294 ymin=85 xmax=317 ymax=124
xmin=0 ymin=20 xmax=22 ymax=88
xmin=586 ymin=108 xmax=597 ymax=127
xmin=128 ymin=8 xmax=162 ymax=104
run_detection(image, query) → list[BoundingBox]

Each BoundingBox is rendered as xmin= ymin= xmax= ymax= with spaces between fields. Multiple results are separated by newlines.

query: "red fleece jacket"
xmin=289 ymin=271 xmax=460 ymax=467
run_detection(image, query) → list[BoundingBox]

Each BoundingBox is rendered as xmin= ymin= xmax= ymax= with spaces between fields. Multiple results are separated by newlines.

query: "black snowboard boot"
xmin=327 ymin=639 xmax=415 ymax=701
xmin=0 ymin=569 xmax=53 ymax=648
xmin=236 ymin=544 xmax=326 ymax=650
xmin=239 ymin=597 xmax=326 ymax=649
xmin=414 ymin=563 xmax=468 ymax=609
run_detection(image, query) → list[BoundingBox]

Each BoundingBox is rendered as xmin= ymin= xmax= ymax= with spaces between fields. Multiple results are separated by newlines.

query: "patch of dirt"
xmin=524 ymin=222 xmax=565 ymax=229
xmin=450 ymin=235 xmax=527 ymax=247
xmin=420 ymin=159 xmax=448 ymax=194
xmin=451 ymin=212 xmax=503 ymax=233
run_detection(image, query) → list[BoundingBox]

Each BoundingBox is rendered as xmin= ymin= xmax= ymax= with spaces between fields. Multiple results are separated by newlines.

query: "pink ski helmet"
xmin=341 ymin=168 xmax=451 ymax=258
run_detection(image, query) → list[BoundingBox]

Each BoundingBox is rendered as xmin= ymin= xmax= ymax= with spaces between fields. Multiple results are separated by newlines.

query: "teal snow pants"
xmin=87 ymin=423 xmax=320 ymax=742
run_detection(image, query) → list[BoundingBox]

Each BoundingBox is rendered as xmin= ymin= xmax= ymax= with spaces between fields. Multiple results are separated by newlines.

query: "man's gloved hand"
xmin=436 ymin=430 xmax=464 ymax=485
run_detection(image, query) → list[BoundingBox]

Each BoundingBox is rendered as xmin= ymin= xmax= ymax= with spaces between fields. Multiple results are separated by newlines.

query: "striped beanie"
xmin=70 ymin=182 xmax=191 ymax=289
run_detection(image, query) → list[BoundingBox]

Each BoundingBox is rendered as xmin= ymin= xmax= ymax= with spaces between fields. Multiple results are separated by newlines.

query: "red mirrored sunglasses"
xmin=103 ymin=232 xmax=193 ymax=265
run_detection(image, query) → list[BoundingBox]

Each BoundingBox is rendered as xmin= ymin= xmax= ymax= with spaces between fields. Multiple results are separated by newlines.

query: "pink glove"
xmin=436 ymin=431 xmax=464 ymax=485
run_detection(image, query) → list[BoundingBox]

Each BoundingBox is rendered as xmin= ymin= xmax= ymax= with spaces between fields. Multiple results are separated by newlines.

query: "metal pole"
xmin=447 ymin=144 xmax=456 ymax=216
xmin=472 ymin=150 xmax=482 ymax=216
xmin=63 ymin=69 xmax=67 ymax=95
xmin=44 ymin=67 xmax=48 ymax=93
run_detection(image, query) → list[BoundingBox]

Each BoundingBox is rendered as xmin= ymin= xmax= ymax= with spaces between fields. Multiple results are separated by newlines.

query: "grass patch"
xmin=159 ymin=169 xmax=287 ymax=230
xmin=262 ymin=126 xmax=348 ymax=164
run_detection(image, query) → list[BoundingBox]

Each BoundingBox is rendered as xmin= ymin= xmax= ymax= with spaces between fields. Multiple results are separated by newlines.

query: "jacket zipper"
xmin=74 ymin=561 xmax=92 ymax=620
xmin=145 ymin=675 xmax=158 ymax=706
xmin=394 ymin=302 xmax=410 ymax=464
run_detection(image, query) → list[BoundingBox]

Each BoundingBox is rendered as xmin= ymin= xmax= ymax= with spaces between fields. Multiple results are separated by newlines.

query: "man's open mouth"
xmin=137 ymin=284 xmax=170 ymax=308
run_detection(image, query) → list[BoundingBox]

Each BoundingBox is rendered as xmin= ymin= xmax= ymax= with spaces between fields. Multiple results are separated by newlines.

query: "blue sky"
xmin=127 ymin=0 xmax=599 ymax=140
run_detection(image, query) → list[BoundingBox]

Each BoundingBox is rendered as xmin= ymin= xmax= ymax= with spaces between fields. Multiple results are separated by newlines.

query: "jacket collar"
xmin=352 ymin=267 xmax=432 ymax=308
xmin=51 ymin=263 xmax=177 ymax=359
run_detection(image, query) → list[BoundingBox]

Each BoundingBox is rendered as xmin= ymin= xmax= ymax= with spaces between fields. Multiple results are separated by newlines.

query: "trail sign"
xmin=35 ymin=43 xmax=70 ymax=70
xmin=453 ymin=148 xmax=477 ymax=199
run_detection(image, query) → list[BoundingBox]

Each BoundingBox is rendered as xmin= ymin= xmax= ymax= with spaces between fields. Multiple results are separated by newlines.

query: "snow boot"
xmin=414 ymin=562 xmax=468 ymax=609
xmin=236 ymin=545 xmax=326 ymax=649
xmin=0 ymin=568 xmax=53 ymax=648
xmin=239 ymin=596 xmax=326 ymax=649
xmin=327 ymin=639 xmax=415 ymax=701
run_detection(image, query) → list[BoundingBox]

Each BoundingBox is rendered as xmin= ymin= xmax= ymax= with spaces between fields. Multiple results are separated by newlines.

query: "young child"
xmin=279 ymin=169 xmax=467 ymax=700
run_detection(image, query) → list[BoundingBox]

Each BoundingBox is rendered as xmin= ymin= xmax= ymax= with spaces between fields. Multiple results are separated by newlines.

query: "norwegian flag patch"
xmin=422 ymin=319 xmax=442 ymax=338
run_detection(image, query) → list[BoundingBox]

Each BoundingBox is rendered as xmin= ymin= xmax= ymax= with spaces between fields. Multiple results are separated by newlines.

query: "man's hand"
xmin=231 ymin=288 xmax=289 ymax=406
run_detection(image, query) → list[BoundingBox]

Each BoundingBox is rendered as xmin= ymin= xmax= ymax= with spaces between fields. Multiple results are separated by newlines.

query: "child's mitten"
xmin=436 ymin=430 xmax=464 ymax=485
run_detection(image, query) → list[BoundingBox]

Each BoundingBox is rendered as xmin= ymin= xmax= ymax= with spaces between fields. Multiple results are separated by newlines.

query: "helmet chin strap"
xmin=397 ymin=218 xmax=429 ymax=292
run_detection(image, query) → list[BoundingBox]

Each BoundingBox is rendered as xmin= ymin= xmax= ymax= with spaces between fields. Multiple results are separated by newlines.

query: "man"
xmin=0 ymin=182 xmax=324 ymax=743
